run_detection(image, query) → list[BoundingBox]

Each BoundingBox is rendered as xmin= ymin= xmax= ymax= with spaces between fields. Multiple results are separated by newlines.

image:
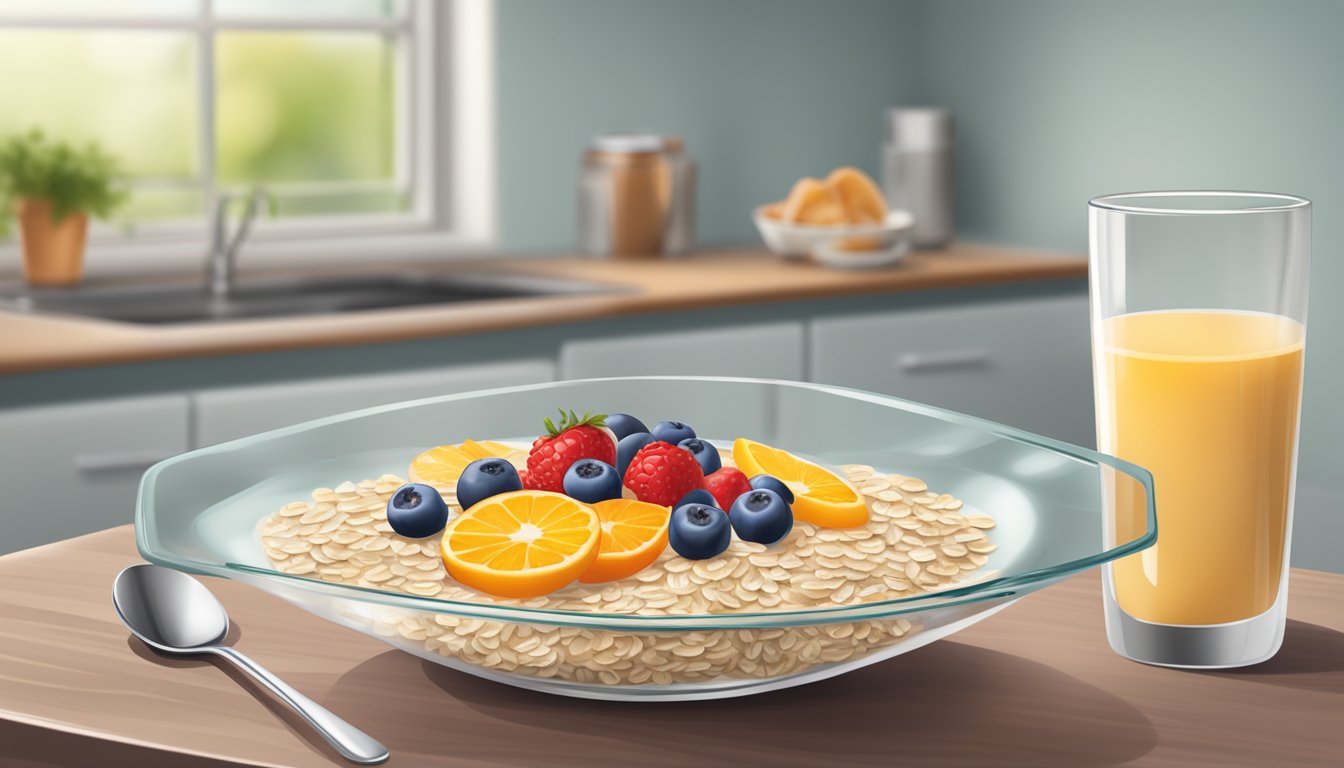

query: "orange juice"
xmin=1098 ymin=310 xmax=1304 ymax=625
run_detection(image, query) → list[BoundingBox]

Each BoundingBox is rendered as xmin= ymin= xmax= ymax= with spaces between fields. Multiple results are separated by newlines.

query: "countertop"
xmin=0 ymin=525 xmax=1339 ymax=767
xmin=0 ymin=244 xmax=1086 ymax=375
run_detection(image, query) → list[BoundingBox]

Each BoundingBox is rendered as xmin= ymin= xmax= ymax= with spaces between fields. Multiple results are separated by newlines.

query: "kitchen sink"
xmin=0 ymin=272 xmax=619 ymax=325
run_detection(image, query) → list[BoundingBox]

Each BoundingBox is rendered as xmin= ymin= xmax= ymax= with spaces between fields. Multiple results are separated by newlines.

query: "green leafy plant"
xmin=0 ymin=129 xmax=130 ymax=236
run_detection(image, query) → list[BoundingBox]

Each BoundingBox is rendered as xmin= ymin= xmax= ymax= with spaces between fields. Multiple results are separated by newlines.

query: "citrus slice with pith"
xmin=731 ymin=438 xmax=868 ymax=528
xmin=409 ymin=439 xmax=523 ymax=487
xmin=579 ymin=499 xmax=670 ymax=583
xmin=440 ymin=490 xmax=600 ymax=598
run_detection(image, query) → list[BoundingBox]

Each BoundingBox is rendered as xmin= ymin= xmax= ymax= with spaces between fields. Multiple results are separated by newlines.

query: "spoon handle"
xmin=210 ymin=645 xmax=389 ymax=764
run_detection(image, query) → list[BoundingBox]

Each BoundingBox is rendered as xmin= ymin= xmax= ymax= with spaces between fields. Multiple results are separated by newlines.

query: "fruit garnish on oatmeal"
xmin=257 ymin=408 xmax=998 ymax=686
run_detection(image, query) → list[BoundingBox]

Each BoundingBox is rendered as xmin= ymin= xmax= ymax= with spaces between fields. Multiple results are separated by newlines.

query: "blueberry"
xmin=456 ymin=458 xmax=522 ymax=511
xmin=676 ymin=488 xmax=718 ymax=509
xmin=617 ymin=432 xmax=656 ymax=476
xmin=729 ymin=489 xmax=793 ymax=545
xmin=387 ymin=483 xmax=450 ymax=538
xmin=669 ymin=503 xmax=732 ymax=560
xmin=651 ymin=420 xmax=696 ymax=445
xmin=749 ymin=474 xmax=795 ymax=504
xmin=605 ymin=413 xmax=649 ymax=441
xmin=677 ymin=438 xmax=722 ymax=476
xmin=563 ymin=459 xmax=623 ymax=504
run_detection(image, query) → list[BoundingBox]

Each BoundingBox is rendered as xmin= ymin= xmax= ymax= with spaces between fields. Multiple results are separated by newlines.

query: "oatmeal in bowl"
xmin=136 ymin=377 xmax=1155 ymax=701
xmin=259 ymin=442 xmax=997 ymax=692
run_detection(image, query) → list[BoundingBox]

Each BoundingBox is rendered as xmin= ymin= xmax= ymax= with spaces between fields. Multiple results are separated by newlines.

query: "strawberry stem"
xmin=542 ymin=408 xmax=608 ymax=436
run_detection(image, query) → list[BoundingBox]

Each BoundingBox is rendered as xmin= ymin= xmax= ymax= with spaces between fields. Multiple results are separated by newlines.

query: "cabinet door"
xmin=0 ymin=394 xmax=189 ymax=554
xmin=809 ymin=295 xmax=1094 ymax=445
xmin=193 ymin=359 xmax=555 ymax=447
xmin=560 ymin=323 xmax=805 ymax=381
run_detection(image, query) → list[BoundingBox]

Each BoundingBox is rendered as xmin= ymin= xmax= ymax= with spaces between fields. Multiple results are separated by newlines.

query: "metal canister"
xmin=578 ymin=134 xmax=696 ymax=257
xmin=882 ymin=108 xmax=954 ymax=248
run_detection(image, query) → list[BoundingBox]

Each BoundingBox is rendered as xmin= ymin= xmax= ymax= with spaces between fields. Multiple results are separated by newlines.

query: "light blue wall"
xmin=6 ymin=2 xmax=1336 ymax=568
xmin=495 ymin=0 xmax=1342 ymax=570
xmin=495 ymin=0 xmax=918 ymax=250
xmin=911 ymin=0 xmax=1343 ymax=570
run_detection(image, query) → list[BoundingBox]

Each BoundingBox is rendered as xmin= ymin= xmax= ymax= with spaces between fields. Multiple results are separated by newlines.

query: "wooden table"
xmin=0 ymin=526 xmax=1339 ymax=767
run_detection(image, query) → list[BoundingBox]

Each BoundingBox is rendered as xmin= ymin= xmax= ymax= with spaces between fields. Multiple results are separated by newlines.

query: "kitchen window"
xmin=0 ymin=0 xmax=495 ymax=269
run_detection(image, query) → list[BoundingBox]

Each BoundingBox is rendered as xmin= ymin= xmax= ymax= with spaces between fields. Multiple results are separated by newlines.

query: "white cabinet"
xmin=809 ymin=295 xmax=1094 ymax=445
xmin=0 ymin=394 xmax=190 ymax=554
xmin=560 ymin=322 xmax=805 ymax=380
xmin=192 ymin=359 xmax=556 ymax=447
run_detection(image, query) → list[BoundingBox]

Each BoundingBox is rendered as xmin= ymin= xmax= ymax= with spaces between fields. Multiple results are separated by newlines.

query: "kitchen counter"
xmin=1 ymin=525 xmax=1339 ymax=767
xmin=0 ymin=244 xmax=1085 ymax=375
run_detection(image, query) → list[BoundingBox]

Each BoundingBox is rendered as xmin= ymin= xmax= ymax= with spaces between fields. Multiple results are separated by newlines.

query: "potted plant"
xmin=0 ymin=129 xmax=128 ymax=287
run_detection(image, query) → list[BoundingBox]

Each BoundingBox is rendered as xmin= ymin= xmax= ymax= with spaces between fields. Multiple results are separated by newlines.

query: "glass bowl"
xmin=136 ymin=377 xmax=1154 ymax=701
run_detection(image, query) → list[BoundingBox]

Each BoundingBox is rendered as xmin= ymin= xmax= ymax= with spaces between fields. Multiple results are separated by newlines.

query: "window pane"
xmin=214 ymin=0 xmax=403 ymax=19
xmin=123 ymin=186 xmax=204 ymax=221
xmin=0 ymin=30 xmax=198 ymax=180
xmin=0 ymin=0 xmax=197 ymax=17
xmin=215 ymin=32 xmax=397 ymax=186
xmin=273 ymin=187 xmax=410 ymax=217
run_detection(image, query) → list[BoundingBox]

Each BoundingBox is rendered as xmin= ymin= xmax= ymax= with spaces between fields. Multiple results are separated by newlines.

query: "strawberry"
xmin=704 ymin=467 xmax=752 ymax=511
xmin=524 ymin=409 xmax=616 ymax=493
xmin=623 ymin=442 xmax=705 ymax=506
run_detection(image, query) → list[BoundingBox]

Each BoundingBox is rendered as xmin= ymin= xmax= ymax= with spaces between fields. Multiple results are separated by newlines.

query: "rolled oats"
xmin=260 ymin=451 xmax=996 ymax=688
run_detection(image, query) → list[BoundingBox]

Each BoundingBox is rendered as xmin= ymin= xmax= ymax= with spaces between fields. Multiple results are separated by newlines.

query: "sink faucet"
xmin=207 ymin=188 xmax=269 ymax=300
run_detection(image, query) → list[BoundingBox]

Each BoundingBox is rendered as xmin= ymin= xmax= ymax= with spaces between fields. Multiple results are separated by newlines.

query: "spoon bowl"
xmin=112 ymin=564 xmax=389 ymax=764
xmin=113 ymin=564 xmax=229 ymax=652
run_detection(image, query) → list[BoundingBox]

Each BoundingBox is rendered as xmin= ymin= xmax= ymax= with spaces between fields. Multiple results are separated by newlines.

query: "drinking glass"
xmin=1089 ymin=191 xmax=1310 ymax=668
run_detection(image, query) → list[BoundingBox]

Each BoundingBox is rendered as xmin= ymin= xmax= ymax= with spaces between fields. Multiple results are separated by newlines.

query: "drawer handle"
xmin=74 ymin=450 xmax=175 ymax=474
xmin=898 ymin=348 xmax=991 ymax=372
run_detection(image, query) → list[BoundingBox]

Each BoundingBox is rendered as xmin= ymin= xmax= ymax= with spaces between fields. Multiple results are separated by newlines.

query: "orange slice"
xmin=440 ymin=490 xmax=600 ymax=598
xmin=580 ymin=499 xmax=669 ymax=583
xmin=824 ymin=166 xmax=888 ymax=224
xmin=781 ymin=177 xmax=849 ymax=226
xmin=408 ymin=439 xmax=522 ymax=488
xmin=731 ymin=438 xmax=868 ymax=528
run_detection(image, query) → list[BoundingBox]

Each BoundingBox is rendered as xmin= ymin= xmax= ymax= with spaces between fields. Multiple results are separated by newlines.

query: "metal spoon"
xmin=113 ymin=564 xmax=390 ymax=765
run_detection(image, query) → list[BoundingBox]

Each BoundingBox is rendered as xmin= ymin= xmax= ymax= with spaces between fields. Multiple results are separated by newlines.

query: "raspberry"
xmin=622 ymin=442 xmax=705 ymax=506
xmin=704 ymin=467 xmax=752 ymax=511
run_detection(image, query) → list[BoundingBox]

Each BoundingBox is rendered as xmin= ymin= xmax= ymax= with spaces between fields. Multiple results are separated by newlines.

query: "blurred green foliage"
xmin=0 ymin=28 xmax=398 ymax=223
xmin=0 ymin=129 xmax=129 ymax=235
xmin=0 ymin=30 xmax=197 ymax=182
xmin=216 ymin=32 xmax=396 ymax=184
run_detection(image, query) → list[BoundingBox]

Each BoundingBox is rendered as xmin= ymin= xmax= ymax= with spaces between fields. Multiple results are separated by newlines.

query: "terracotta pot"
xmin=15 ymin=199 xmax=88 ymax=287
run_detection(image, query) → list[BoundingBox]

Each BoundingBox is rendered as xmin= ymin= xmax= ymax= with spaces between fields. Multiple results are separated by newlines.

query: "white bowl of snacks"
xmin=753 ymin=167 xmax=915 ymax=268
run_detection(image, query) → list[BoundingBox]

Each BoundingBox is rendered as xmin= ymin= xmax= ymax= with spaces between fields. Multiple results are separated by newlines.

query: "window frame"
xmin=0 ymin=0 xmax=497 ymax=274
